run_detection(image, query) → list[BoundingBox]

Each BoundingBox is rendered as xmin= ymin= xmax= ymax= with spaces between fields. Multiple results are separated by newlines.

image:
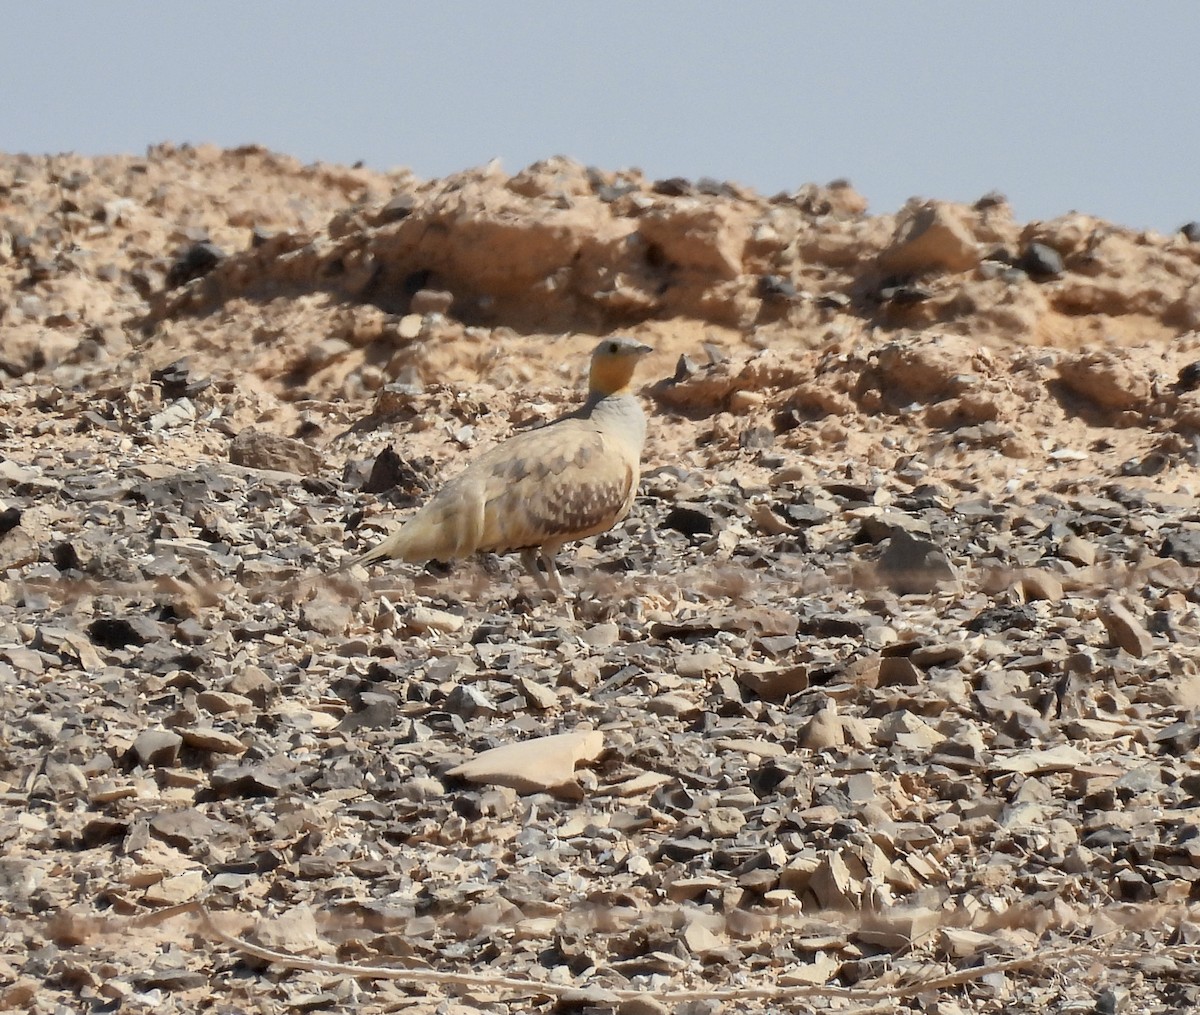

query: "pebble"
xmin=1019 ymin=241 xmax=1065 ymax=279
xmin=796 ymin=701 xmax=844 ymax=751
xmin=130 ymin=730 xmax=183 ymax=768
xmin=876 ymin=530 xmax=957 ymax=594
xmin=1099 ymin=599 xmax=1154 ymax=658
xmin=178 ymin=727 xmax=248 ymax=755
xmin=229 ymin=427 xmax=324 ymax=475
xmin=1018 ymin=569 xmax=1064 ymax=603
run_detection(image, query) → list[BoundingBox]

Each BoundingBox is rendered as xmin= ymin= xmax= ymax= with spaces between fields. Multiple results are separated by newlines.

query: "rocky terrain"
xmin=3 ymin=143 xmax=1200 ymax=1014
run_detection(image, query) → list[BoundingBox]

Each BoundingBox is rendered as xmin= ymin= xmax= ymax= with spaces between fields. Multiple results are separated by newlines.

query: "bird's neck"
xmin=587 ymin=383 xmax=633 ymax=402
xmin=588 ymin=361 xmax=636 ymax=398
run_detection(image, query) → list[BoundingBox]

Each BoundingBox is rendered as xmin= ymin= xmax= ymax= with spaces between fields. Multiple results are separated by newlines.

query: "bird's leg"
xmin=520 ymin=548 xmax=554 ymax=593
xmin=539 ymin=550 xmax=566 ymax=597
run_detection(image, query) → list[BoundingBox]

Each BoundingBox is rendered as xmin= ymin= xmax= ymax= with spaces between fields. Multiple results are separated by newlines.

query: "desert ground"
xmin=2 ymin=144 xmax=1200 ymax=1013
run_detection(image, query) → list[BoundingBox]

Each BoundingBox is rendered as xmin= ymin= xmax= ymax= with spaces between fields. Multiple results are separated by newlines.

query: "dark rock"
xmin=974 ymin=191 xmax=1009 ymax=210
xmin=1177 ymin=361 xmax=1200 ymax=391
xmin=824 ymin=483 xmax=875 ymax=504
xmin=780 ymin=503 xmax=831 ymax=528
xmin=1161 ymin=528 xmax=1200 ymax=566
xmin=857 ymin=511 xmax=932 ymax=544
xmin=166 ymin=241 xmax=225 ymax=288
xmin=363 ymin=446 xmax=412 ymax=495
xmin=1019 ymin=242 xmax=1064 ymax=279
xmin=336 ymin=701 xmax=397 ymax=732
xmin=696 ymin=177 xmax=735 ymax=197
xmin=880 ymin=284 xmax=932 ymax=305
xmin=739 ymin=425 xmax=774 ymax=450
xmin=1155 ymin=721 xmax=1200 ymax=755
xmin=136 ymin=968 xmax=209 ymax=991
xmin=594 ymin=181 xmax=637 ymax=203
xmin=663 ymin=505 xmax=717 ymax=537
xmin=966 ymin=605 xmax=1038 ymax=633
xmin=1180 ymin=222 xmax=1200 ymax=243
xmin=151 ymin=358 xmax=210 ymax=399
xmin=875 ymin=530 xmax=956 ymax=594
xmin=657 ymin=836 xmax=713 ymax=861
xmin=51 ymin=542 xmax=81 ymax=572
xmin=1120 ymin=452 xmax=1168 ymax=477
xmin=88 ymin=617 xmax=146 ymax=649
xmin=757 ymin=275 xmax=797 ymax=300
xmin=209 ymin=763 xmax=286 ymax=797
xmin=652 ymin=177 xmax=693 ymax=197
xmin=0 ymin=507 xmax=20 ymax=535
xmin=376 ymin=191 xmax=416 ymax=224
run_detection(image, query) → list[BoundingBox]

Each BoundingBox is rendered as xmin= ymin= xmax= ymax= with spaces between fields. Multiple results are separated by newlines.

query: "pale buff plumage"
xmin=341 ymin=337 xmax=653 ymax=593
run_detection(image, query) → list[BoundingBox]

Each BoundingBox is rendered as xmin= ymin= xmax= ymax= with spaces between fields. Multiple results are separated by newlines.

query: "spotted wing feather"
xmin=473 ymin=421 xmax=638 ymax=553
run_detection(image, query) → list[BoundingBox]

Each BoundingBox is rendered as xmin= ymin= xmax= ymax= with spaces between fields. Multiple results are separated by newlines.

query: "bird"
xmin=339 ymin=337 xmax=653 ymax=594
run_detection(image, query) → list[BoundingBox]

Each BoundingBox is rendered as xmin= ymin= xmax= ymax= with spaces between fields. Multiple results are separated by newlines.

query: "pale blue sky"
xmin=3 ymin=2 xmax=1197 ymax=232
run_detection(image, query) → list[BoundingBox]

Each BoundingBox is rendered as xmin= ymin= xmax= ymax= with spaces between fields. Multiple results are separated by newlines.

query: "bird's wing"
xmin=346 ymin=409 xmax=642 ymax=567
xmin=469 ymin=420 xmax=639 ymax=553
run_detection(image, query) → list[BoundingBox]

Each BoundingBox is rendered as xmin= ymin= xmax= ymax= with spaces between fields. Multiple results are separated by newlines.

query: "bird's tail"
xmin=331 ymin=527 xmax=409 ymax=575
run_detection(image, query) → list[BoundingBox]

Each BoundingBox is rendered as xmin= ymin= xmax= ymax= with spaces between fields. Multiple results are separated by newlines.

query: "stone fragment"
xmin=878 ymin=201 xmax=979 ymax=275
xmin=1017 ymin=569 xmax=1064 ymax=603
xmin=447 ymin=731 xmax=605 ymax=798
xmin=444 ymin=684 xmax=496 ymax=718
xmin=166 ymin=241 xmax=225 ymax=287
xmin=226 ymin=665 xmax=278 ymax=704
xmin=877 ymin=656 xmax=922 ymax=687
xmin=1160 ymin=528 xmax=1200 ymax=566
xmin=178 ymin=727 xmax=247 ymax=755
xmin=300 ymin=589 xmax=352 ymax=636
xmin=142 ymin=871 xmax=204 ymax=906
xmin=1099 ymin=599 xmax=1153 ymax=657
xmin=196 ymin=690 xmax=254 ymax=716
xmin=149 ymin=808 xmax=224 ymax=849
xmin=229 ymin=427 xmax=323 ymax=475
xmin=796 ymin=701 xmax=844 ymax=751
xmin=1058 ymin=534 xmax=1097 ymax=566
xmin=0 ymin=526 xmax=38 ymax=570
xmin=707 ymin=806 xmax=746 ymax=838
xmin=993 ymin=745 xmax=1088 ymax=774
xmin=733 ymin=663 xmax=808 ymax=701
xmin=514 ymin=673 xmax=558 ymax=710
xmin=1019 ymin=242 xmax=1064 ymax=279
xmin=875 ymin=530 xmax=957 ymax=594
xmin=641 ymin=692 xmax=696 ymax=718
xmin=410 ymin=288 xmax=454 ymax=315
xmin=404 ymin=606 xmax=464 ymax=634
xmin=1057 ymin=351 xmax=1152 ymax=412
xmin=250 ymin=904 xmax=325 ymax=956
xmin=130 ymin=730 xmax=183 ymax=768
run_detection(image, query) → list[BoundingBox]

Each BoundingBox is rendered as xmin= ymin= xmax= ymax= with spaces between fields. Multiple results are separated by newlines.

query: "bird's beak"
xmin=634 ymin=343 xmax=654 ymax=356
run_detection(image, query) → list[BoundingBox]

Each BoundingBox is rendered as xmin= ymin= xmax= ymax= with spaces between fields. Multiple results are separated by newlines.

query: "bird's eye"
xmin=608 ymin=342 xmax=619 ymax=354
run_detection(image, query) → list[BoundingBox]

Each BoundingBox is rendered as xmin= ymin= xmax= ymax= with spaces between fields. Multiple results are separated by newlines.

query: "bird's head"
xmin=588 ymin=337 xmax=653 ymax=397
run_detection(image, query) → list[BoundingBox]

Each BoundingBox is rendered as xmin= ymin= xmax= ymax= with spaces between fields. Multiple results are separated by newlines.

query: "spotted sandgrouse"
xmin=342 ymin=337 xmax=653 ymax=593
